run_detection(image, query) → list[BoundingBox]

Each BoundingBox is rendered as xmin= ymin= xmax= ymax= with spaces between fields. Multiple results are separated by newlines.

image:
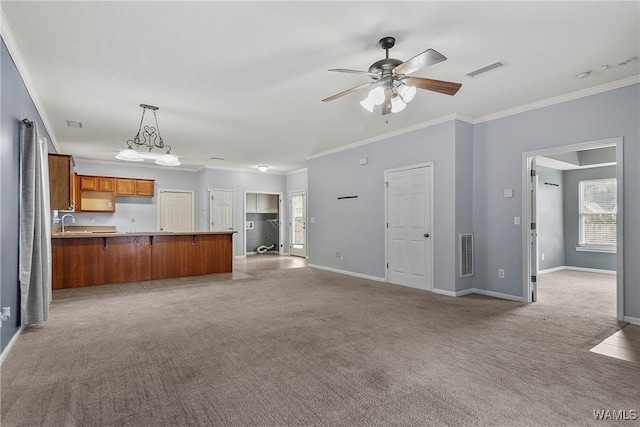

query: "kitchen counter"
xmin=52 ymin=230 xmax=236 ymax=238
xmin=52 ymin=231 xmax=237 ymax=289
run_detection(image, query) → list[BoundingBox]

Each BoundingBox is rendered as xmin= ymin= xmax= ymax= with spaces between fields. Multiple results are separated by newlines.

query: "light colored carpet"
xmin=2 ymin=267 xmax=638 ymax=426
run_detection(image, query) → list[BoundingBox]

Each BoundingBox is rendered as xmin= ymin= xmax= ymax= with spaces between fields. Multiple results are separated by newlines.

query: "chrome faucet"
xmin=60 ymin=213 xmax=75 ymax=232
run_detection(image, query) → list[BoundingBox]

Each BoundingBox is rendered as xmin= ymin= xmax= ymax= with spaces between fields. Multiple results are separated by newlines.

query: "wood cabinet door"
xmin=136 ymin=179 xmax=154 ymax=196
xmin=99 ymin=177 xmax=116 ymax=192
xmin=116 ymin=179 xmax=136 ymax=195
xmin=80 ymin=175 xmax=99 ymax=191
xmin=48 ymin=154 xmax=73 ymax=210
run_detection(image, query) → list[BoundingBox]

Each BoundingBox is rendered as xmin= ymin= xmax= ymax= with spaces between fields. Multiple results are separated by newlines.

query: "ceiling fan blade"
xmin=382 ymin=87 xmax=393 ymax=115
xmin=329 ymin=69 xmax=380 ymax=78
xmin=405 ymin=76 xmax=462 ymax=96
xmin=322 ymin=82 xmax=374 ymax=102
xmin=394 ymin=48 xmax=447 ymax=76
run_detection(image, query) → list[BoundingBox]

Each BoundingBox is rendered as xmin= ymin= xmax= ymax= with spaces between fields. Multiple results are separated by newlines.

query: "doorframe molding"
xmin=288 ymin=189 xmax=307 ymax=258
xmin=383 ymin=161 xmax=435 ymax=292
xmin=157 ymin=189 xmax=195 ymax=232
xmin=521 ymin=137 xmax=624 ymax=320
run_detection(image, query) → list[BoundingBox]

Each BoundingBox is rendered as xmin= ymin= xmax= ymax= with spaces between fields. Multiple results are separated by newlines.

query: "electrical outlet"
xmin=514 ymin=216 xmax=520 ymax=225
xmin=541 ymin=253 xmax=545 ymax=260
xmin=498 ymin=269 xmax=505 ymax=278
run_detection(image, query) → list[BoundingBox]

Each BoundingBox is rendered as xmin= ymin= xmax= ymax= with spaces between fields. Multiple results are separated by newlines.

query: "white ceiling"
xmin=2 ymin=1 xmax=639 ymax=173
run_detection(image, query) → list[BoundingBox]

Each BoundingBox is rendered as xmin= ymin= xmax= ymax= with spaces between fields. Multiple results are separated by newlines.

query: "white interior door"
xmin=210 ymin=189 xmax=234 ymax=231
xmin=290 ymin=191 xmax=306 ymax=257
xmin=529 ymin=157 xmax=538 ymax=302
xmin=386 ymin=165 xmax=432 ymax=290
xmin=159 ymin=190 xmax=193 ymax=232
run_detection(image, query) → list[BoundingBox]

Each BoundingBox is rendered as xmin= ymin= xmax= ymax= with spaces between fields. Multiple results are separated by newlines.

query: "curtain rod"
xmin=22 ymin=118 xmax=33 ymax=128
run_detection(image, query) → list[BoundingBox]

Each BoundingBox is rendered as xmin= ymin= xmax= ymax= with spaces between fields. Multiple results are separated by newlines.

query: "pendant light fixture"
xmin=115 ymin=104 xmax=181 ymax=166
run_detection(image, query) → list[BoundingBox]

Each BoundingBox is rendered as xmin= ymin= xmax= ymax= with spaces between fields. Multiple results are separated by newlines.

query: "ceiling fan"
xmin=322 ymin=36 xmax=462 ymax=115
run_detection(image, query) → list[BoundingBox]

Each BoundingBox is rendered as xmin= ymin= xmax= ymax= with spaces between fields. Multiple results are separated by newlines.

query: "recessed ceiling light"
xmin=257 ymin=165 xmax=268 ymax=172
xmin=66 ymin=120 xmax=83 ymax=128
xmin=574 ymin=70 xmax=591 ymax=79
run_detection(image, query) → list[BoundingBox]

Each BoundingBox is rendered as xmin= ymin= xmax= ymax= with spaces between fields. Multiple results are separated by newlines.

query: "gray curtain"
xmin=19 ymin=119 xmax=51 ymax=324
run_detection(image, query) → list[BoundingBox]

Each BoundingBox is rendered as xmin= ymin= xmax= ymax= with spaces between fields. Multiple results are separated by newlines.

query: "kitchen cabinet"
xmin=79 ymin=175 xmax=116 ymax=192
xmin=77 ymin=191 xmax=115 ymax=212
xmin=116 ymin=178 xmax=154 ymax=196
xmin=48 ymin=154 xmax=75 ymax=210
xmin=246 ymin=193 xmax=279 ymax=213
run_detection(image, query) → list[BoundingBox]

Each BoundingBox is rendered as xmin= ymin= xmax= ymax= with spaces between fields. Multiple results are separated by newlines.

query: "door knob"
xmin=424 ymin=233 xmax=430 ymax=238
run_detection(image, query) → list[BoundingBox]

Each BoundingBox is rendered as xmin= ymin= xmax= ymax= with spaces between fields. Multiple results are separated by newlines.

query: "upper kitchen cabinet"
xmin=116 ymin=178 xmax=154 ymax=197
xmin=79 ymin=175 xmax=116 ymax=192
xmin=246 ymin=193 xmax=279 ymax=213
xmin=48 ymin=154 xmax=76 ymax=211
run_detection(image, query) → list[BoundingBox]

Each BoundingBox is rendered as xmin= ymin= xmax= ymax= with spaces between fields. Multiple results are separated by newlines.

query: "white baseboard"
xmin=234 ymin=255 xmax=246 ymax=259
xmin=471 ymin=288 xmax=523 ymax=302
xmin=539 ymin=266 xmax=616 ymax=275
xmin=538 ymin=266 xmax=566 ymax=274
xmin=623 ymin=316 xmax=640 ymax=326
xmin=432 ymin=288 xmax=475 ymax=297
xmin=0 ymin=325 xmax=24 ymax=365
xmin=564 ymin=266 xmax=616 ymax=275
xmin=308 ymin=264 xmax=386 ymax=283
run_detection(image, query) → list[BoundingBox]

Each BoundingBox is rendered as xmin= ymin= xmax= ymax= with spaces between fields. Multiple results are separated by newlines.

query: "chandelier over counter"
xmin=115 ymin=104 xmax=181 ymax=166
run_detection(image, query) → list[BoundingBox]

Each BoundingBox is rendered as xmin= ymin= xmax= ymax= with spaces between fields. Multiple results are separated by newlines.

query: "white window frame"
xmin=577 ymin=178 xmax=617 ymax=253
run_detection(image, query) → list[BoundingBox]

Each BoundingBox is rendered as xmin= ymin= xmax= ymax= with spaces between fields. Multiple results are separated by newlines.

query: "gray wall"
xmin=1 ymin=39 xmax=53 ymax=352
xmin=563 ymin=166 xmax=617 ymax=271
xmin=473 ymin=84 xmax=639 ymax=318
xmin=536 ymin=165 xmax=565 ymax=271
xmin=308 ymin=120 xmax=459 ymax=293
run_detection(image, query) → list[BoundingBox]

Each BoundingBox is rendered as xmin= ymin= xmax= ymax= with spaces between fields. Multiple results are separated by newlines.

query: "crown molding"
xmin=75 ymin=158 xmax=204 ymax=173
xmin=286 ymin=168 xmax=308 ymax=175
xmin=203 ymin=164 xmax=286 ymax=175
xmin=0 ymin=11 xmax=61 ymax=153
xmin=474 ymin=75 xmax=640 ymax=124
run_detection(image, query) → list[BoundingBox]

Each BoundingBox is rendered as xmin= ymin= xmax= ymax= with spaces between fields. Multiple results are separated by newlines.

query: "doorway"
xmin=384 ymin=163 xmax=434 ymax=291
xmin=522 ymin=138 xmax=623 ymax=320
xmin=289 ymin=191 xmax=307 ymax=258
xmin=158 ymin=189 xmax=194 ymax=232
xmin=244 ymin=191 xmax=283 ymax=256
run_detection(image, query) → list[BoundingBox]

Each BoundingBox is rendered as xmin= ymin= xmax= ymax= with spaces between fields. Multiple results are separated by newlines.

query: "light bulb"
xmin=398 ymin=84 xmax=417 ymax=103
xmin=390 ymin=95 xmax=407 ymax=113
xmin=360 ymin=95 xmax=376 ymax=112
xmin=115 ymin=148 xmax=144 ymax=162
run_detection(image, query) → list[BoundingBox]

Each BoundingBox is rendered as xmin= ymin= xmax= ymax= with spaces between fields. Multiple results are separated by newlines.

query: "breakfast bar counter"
xmin=51 ymin=231 xmax=236 ymax=289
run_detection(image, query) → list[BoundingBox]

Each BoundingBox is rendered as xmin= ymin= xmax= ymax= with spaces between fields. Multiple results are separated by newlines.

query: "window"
xmin=579 ymin=178 xmax=617 ymax=249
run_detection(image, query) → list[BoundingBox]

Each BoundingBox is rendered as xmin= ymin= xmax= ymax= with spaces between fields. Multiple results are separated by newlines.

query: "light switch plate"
xmin=503 ymin=189 xmax=514 ymax=198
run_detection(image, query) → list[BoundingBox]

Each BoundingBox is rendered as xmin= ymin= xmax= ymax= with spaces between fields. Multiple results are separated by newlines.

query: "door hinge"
xmin=386 ymin=222 xmax=388 ymax=228
xmin=531 ymin=222 xmax=536 ymax=230
xmin=531 ymin=275 xmax=537 ymax=283
xmin=530 ymin=169 xmax=536 ymax=177
xmin=386 ymin=263 xmax=389 ymax=269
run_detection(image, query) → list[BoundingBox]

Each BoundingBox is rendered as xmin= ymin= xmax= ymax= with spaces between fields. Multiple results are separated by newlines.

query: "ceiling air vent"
xmin=465 ymin=61 xmax=505 ymax=78
xmin=66 ymin=120 xmax=83 ymax=128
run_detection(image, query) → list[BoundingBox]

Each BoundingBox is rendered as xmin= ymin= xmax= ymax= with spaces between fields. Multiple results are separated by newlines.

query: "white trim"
xmin=0 ymin=325 xmax=24 ymax=365
xmin=286 ymin=168 xmax=308 ymax=176
xmin=157 ymin=189 xmax=195 ymax=232
xmin=471 ymin=289 xmax=523 ymax=302
xmin=0 ymin=15 xmax=61 ymax=153
xmin=574 ymin=246 xmax=616 ymax=254
xmin=234 ymin=255 xmax=246 ymax=260
xmin=565 ymin=266 xmax=616 ymax=275
xmin=623 ymin=316 xmax=640 ymax=326
xmin=522 ymin=137 xmax=624 ymax=321
xmin=475 ymin=76 xmax=640 ymax=124
xmin=307 ymin=114 xmax=466 ymax=161
xmin=383 ymin=162 xmax=435 ymax=292
xmin=204 ymin=164 xmax=286 ymax=175
xmin=308 ymin=264 xmax=386 ymax=283
xmin=432 ymin=288 xmax=475 ymax=297
xmin=538 ymin=266 xmax=566 ymax=274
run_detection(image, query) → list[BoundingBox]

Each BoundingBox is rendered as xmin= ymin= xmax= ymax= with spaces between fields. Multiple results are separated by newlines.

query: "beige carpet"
xmin=2 ymin=267 xmax=638 ymax=426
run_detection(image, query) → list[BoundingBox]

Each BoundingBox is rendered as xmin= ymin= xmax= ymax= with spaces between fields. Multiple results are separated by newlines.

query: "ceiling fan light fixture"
xmin=390 ymin=95 xmax=407 ymax=113
xmin=115 ymin=148 xmax=144 ymax=162
xmin=398 ymin=84 xmax=417 ymax=103
xmin=369 ymin=86 xmax=386 ymax=105
xmin=360 ymin=96 xmax=376 ymax=112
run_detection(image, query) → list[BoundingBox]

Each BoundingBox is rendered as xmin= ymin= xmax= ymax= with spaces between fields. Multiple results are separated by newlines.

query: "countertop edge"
xmin=52 ymin=231 xmax=237 ymax=239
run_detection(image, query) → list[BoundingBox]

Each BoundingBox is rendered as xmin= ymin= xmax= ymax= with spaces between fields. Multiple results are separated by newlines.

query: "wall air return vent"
xmin=465 ymin=61 xmax=505 ymax=78
xmin=459 ymin=233 xmax=474 ymax=277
